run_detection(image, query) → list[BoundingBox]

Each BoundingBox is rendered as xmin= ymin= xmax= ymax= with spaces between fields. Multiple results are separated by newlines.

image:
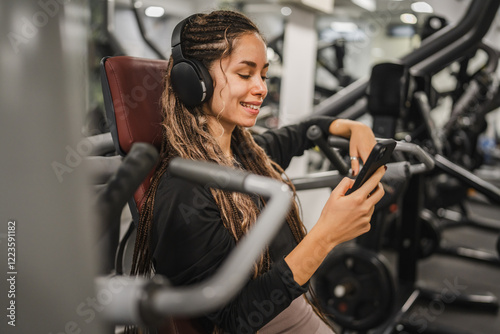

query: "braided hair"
xmin=129 ymin=9 xmax=331 ymax=333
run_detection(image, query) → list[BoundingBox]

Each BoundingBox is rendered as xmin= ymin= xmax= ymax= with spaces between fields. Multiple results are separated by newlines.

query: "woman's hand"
xmin=284 ymin=165 xmax=386 ymax=286
xmin=316 ymin=165 xmax=386 ymax=248
xmin=328 ymin=119 xmax=377 ymax=176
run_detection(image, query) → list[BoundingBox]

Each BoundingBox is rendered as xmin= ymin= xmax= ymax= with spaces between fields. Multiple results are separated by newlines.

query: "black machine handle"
xmin=95 ymin=143 xmax=158 ymax=227
xmin=307 ymin=125 xmax=350 ymax=175
xmin=94 ymin=142 xmax=159 ymax=273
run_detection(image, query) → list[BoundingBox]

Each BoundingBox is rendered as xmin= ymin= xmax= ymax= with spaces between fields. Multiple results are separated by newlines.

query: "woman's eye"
xmin=238 ymin=74 xmax=251 ymax=79
xmin=262 ymin=76 xmax=269 ymax=81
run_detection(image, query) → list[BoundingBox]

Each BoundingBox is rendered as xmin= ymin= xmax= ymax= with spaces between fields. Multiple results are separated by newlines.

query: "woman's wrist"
xmin=284 ymin=222 xmax=339 ymax=286
xmin=309 ymin=217 xmax=342 ymax=250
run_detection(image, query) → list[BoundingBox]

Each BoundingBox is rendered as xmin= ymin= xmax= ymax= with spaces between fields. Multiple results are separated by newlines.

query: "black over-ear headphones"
xmin=170 ymin=15 xmax=214 ymax=107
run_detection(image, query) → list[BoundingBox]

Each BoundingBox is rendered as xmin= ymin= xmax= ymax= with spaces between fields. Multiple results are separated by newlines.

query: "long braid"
xmin=232 ymin=128 xmax=307 ymax=242
xmin=130 ymin=133 xmax=174 ymax=277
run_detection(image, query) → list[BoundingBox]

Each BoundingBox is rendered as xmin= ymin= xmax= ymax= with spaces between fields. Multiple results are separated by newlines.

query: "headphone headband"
xmin=171 ymin=15 xmax=196 ymax=59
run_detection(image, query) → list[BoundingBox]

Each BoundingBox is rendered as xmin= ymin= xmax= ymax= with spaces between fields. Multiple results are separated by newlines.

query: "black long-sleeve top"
xmin=150 ymin=116 xmax=335 ymax=332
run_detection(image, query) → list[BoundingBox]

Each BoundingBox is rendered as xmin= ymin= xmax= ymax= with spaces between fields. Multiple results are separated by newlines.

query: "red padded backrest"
xmin=101 ymin=56 xmax=208 ymax=333
xmin=100 ymin=56 xmax=168 ymax=214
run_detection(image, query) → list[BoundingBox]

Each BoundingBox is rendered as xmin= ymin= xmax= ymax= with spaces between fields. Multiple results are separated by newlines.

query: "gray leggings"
xmin=258 ymin=295 xmax=335 ymax=334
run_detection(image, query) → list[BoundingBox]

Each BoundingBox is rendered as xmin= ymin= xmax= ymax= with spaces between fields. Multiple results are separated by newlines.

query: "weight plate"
xmin=313 ymin=245 xmax=395 ymax=331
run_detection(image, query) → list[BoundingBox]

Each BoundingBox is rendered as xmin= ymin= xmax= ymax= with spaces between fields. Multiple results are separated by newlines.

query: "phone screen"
xmin=345 ymin=139 xmax=396 ymax=195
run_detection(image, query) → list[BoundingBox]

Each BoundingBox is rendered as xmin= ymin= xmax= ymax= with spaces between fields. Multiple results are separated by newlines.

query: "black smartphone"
xmin=345 ymin=139 xmax=396 ymax=195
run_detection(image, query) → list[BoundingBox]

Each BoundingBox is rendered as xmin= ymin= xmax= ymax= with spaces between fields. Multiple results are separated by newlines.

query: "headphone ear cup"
xmin=171 ymin=58 xmax=213 ymax=107
xmin=193 ymin=58 xmax=214 ymax=103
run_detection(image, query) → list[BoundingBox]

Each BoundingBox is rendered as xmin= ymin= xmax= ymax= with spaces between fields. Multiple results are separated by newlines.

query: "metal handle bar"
xmin=394 ymin=141 xmax=435 ymax=174
xmin=434 ymin=154 xmax=500 ymax=204
xmin=292 ymin=170 xmax=344 ymax=191
xmin=292 ymin=138 xmax=434 ymax=192
xmin=96 ymin=157 xmax=293 ymax=325
xmin=327 ymin=136 xmax=435 ymax=175
xmin=414 ymin=91 xmax=444 ymax=155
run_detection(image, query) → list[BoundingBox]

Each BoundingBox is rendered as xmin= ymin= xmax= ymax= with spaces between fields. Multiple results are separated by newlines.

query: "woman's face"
xmin=204 ymin=32 xmax=269 ymax=134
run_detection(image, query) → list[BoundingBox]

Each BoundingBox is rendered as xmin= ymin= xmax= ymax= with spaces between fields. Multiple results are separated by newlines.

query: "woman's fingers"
xmin=350 ymin=155 xmax=361 ymax=176
xmin=333 ymin=177 xmax=355 ymax=197
xmin=366 ymin=182 xmax=385 ymax=203
xmin=357 ymin=166 xmax=386 ymax=198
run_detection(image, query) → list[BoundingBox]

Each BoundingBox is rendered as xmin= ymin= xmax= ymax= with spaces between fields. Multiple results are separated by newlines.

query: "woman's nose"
xmin=252 ymin=78 xmax=267 ymax=98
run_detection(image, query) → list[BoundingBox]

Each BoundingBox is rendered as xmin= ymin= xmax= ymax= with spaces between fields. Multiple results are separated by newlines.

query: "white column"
xmin=279 ymin=5 xmax=318 ymax=181
xmin=279 ymin=6 xmax=318 ymax=127
xmin=278 ymin=6 xmax=331 ymax=231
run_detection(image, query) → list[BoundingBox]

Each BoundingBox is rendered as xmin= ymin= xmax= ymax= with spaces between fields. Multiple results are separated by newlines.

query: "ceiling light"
xmin=145 ymin=6 xmax=165 ymax=18
xmin=281 ymin=6 xmax=292 ymax=16
xmin=352 ymin=0 xmax=376 ymax=12
xmin=400 ymin=13 xmax=418 ymax=24
xmin=331 ymin=22 xmax=358 ymax=33
xmin=411 ymin=2 xmax=433 ymax=13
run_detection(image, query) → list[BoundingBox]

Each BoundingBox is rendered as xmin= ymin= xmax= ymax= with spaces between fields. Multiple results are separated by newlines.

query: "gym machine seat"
xmin=100 ymin=56 xmax=166 ymax=222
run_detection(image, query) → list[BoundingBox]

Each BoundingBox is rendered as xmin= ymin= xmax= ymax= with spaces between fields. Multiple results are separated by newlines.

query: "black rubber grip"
xmin=98 ymin=143 xmax=159 ymax=215
xmin=95 ymin=142 xmax=159 ymax=273
xmin=307 ymin=125 xmax=350 ymax=175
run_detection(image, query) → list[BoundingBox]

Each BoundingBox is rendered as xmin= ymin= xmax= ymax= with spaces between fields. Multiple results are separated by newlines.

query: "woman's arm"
xmin=285 ymin=165 xmax=386 ymax=285
xmin=284 ymin=118 xmax=384 ymax=285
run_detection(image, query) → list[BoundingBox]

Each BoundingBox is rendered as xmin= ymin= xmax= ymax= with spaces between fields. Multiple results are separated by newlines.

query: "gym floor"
xmin=394 ymin=196 xmax=500 ymax=334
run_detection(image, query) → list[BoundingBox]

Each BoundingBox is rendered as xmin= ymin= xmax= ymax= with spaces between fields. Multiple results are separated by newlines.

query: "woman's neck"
xmin=208 ymin=120 xmax=234 ymax=158
xmin=217 ymin=131 xmax=233 ymax=157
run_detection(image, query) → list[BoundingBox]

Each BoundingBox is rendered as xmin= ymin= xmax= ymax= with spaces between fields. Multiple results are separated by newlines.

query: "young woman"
xmin=130 ymin=9 xmax=386 ymax=334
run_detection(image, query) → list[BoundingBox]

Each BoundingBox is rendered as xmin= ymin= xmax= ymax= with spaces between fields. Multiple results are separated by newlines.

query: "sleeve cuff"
xmin=309 ymin=116 xmax=337 ymax=137
xmin=274 ymin=257 xmax=309 ymax=298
